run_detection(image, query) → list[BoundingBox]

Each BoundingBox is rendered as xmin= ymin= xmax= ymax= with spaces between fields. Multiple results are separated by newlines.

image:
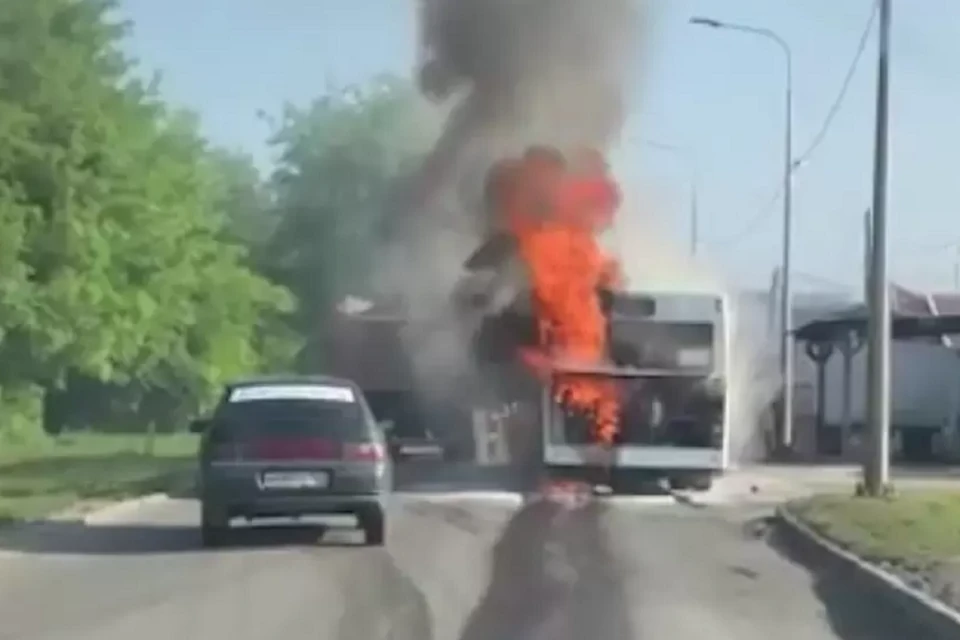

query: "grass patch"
xmin=0 ymin=433 xmax=198 ymax=524
xmin=789 ymin=491 xmax=960 ymax=571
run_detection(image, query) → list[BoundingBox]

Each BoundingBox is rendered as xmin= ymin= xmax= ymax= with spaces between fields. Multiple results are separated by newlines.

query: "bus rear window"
xmin=610 ymin=322 xmax=714 ymax=370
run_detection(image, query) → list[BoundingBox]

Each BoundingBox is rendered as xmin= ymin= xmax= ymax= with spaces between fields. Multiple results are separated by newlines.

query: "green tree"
xmin=265 ymin=76 xmax=435 ymax=365
xmin=208 ymin=148 xmax=276 ymax=253
xmin=0 ymin=0 xmax=296 ymax=435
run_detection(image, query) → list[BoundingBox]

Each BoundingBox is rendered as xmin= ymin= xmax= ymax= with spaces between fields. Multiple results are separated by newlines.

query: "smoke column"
xmin=377 ymin=0 xmax=647 ymax=400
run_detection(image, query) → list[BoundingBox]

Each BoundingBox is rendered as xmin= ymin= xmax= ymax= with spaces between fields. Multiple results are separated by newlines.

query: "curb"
xmin=775 ymin=505 xmax=960 ymax=639
xmin=81 ymin=493 xmax=169 ymax=525
xmin=0 ymin=493 xmax=172 ymax=563
xmin=1 ymin=493 xmax=172 ymax=533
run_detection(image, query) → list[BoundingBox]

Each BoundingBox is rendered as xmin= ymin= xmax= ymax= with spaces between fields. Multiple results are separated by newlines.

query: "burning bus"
xmin=541 ymin=290 xmax=730 ymax=491
xmin=322 ymin=143 xmax=731 ymax=492
xmin=461 ymin=145 xmax=731 ymax=492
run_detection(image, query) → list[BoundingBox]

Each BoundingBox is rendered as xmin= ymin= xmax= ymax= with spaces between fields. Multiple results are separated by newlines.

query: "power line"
xmin=897 ymin=238 xmax=960 ymax=260
xmin=794 ymin=270 xmax=856 ymax=292
xmin=794 ymin=1 xmax=879 ymax=167
xmin=706 ymin=1 xmax=880 ymax=249
xmin=901 ymin=230 xmax=960 ymax=252
xmin=707 ymin=184 xmax=782 ymax=248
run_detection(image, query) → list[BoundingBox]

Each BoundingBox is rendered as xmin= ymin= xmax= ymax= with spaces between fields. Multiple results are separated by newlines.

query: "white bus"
xmin=540 ymin=290 xmax=731 ymax=493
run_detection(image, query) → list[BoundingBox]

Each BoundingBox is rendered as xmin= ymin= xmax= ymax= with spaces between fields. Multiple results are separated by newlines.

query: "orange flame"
xmin=487 ymin=146 xmax=623 ymax=445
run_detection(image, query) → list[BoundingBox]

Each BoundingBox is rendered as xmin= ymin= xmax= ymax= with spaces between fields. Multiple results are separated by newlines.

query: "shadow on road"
xmin=393 ymin=462 xmax=528 ymax=493
xmin=0 ymin=463 xmax=525 ymax=557
xmin=762 ymin=518 xmax=941 ymax=639
xmin=457 ymin=499 xmax=634 ymax=640
xmin=0 ymin=520 xmax=372 ymax=555
xmin=162 ymin=462 xmax=528 ymax=499
xmin=335 ymin=547 xmax=435 ymax=640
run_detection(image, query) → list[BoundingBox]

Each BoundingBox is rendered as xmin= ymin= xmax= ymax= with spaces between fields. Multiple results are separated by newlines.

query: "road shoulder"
xmin=0 ymin=433 xmax=196 ymax=526
xmin=0 ymin=493 xmax=178 ymax=568
xmin=777 ymin=498 xmax=960 ymax=639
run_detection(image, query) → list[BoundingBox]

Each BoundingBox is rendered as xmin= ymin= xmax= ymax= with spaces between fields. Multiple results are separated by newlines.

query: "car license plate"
xmin=259 ymin=471 xmax=329 ymax=490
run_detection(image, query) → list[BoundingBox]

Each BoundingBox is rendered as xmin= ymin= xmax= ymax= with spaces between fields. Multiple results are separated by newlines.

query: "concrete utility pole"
xmin=863 ymin=209 xmax=872 ymax=301
xmin=689 ymin=16 xmax=795 ymax=452
xmin=864 ymin=0 xmax=893 ymax=497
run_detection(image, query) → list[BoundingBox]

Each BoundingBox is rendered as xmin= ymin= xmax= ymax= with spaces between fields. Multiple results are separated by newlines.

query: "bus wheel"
xmin=669 ymin=473 xmax=713 ymax=492
xmin=610 ymin=470 xmax=655 ymax=495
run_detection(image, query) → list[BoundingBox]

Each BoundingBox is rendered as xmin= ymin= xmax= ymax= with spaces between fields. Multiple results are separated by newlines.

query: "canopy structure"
xmin=791 ymin=287 xmax=960 ymax=459
xmin=795 ymin=307 xmax=960 ymax=343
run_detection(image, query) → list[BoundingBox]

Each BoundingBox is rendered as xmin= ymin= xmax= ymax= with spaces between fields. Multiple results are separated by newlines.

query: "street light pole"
xmin=781 ymin=45 xmax=796 ymax=454
xmin=864 ymin=0 xmax=893 ymax=497
xmin=690 ymin=16 xmax=795 ymax=451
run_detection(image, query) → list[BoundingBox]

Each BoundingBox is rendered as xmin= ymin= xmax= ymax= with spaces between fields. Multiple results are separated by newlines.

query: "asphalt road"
xmin=0 ymin=469 xmax=938 ymax=640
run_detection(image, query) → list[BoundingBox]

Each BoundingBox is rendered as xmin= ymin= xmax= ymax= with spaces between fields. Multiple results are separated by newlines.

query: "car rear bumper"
xmin=213 ymin=493 xmax=386 ymax=519
xmin=200 ymin=463 xmax=390 ymax=519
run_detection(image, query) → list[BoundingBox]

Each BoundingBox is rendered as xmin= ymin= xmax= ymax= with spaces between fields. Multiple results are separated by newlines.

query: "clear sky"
xmin=116 ymin=0 xmax=960 ymax=295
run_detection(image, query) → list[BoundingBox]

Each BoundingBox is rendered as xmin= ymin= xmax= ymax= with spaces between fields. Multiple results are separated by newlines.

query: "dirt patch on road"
xmin=457 ymin=498 xmax=633 ymax=640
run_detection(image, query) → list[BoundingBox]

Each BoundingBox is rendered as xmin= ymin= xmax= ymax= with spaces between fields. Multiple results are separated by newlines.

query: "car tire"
xmin=359 ymin=507 xmax=386 ymax=547
xmin=200 ymin=502 xmax=229 ymax=548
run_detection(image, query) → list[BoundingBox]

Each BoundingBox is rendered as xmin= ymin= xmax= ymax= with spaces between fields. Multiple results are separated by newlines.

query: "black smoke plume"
xmin=376 ymin=0 xmax=645 ymax=403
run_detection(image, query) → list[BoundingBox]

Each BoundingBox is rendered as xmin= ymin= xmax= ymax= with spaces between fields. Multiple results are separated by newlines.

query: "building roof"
xmin=795 ymin=284 xmax=960 ymax=343
xmin=795 ymin=312 xmax=960 ymax=342
xmin=931 ymin=292 xmax=960 ymax=314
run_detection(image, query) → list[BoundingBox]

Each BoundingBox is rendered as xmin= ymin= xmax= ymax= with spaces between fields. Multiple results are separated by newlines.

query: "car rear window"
xmin=211 ymin=383 xmax=370 ymax=443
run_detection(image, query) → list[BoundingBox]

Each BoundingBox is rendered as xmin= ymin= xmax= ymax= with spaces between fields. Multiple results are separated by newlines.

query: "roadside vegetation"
xmin=789 ymin=491 xmax=960 ymax=571
xmin=0 ymin=0 xmax=434 ymax=522
xmin=0 ymin=433 xmax=198 ymax=523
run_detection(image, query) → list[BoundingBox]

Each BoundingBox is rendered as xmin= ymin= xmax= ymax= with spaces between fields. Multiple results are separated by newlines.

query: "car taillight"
xmin=253 ymin=438 xmax=341 ymax=460
xmin=343 ymin=442 xmax=385 ymax=462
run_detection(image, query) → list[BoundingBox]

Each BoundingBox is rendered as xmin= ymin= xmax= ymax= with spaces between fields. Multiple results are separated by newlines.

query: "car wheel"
xmin=200 ymin=502 xmax=229 ymax=548
xmin=359 ymin=507 xmax=386 ymax=547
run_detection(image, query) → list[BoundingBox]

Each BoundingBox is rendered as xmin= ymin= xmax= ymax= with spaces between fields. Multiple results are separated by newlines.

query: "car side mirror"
xmin=377 ymin=420 xmax=395 ymax=433
xmin=189 ymin=418 xmax=212 ymax=434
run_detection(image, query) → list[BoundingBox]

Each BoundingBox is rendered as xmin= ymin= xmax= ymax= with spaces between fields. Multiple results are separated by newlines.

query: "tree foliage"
xmin=265 ymin=77 xmax=434 ymax=341
xmin=208 ymin=148 xmax=276 ymax=252
xmin=0 ymin=0 xmax=296 ymax=437
xmin=0 ymin=0 xmax=430 ymax=439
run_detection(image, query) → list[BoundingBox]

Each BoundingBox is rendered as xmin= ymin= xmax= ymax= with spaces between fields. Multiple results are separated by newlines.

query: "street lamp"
xmin=642 ymin=139 xmax=699 ymax=255
xmin=690 ymin=16 xmax=796 ymax=453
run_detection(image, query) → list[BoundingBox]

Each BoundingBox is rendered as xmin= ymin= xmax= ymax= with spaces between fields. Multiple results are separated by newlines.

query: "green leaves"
xmin=0 ymin=0 xmax=297 ymax=432
xmin=265 ymin=76 xmax=435 ymax=345
xmin=0 ymin=1 xmax=435 ymax=437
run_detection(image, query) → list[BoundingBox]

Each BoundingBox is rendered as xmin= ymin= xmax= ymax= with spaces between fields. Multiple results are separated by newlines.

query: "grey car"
xmin=190 ymin=375 xmax=392 ymax=547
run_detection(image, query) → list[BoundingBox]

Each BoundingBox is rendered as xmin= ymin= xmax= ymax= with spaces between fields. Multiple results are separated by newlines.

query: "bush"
xmin=0 ymin=385 xmax=48 ymax=446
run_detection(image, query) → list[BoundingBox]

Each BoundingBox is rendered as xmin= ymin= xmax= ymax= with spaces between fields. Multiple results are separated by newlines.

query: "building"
xmin=790 ymin=284 xmax=960 ymax=462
